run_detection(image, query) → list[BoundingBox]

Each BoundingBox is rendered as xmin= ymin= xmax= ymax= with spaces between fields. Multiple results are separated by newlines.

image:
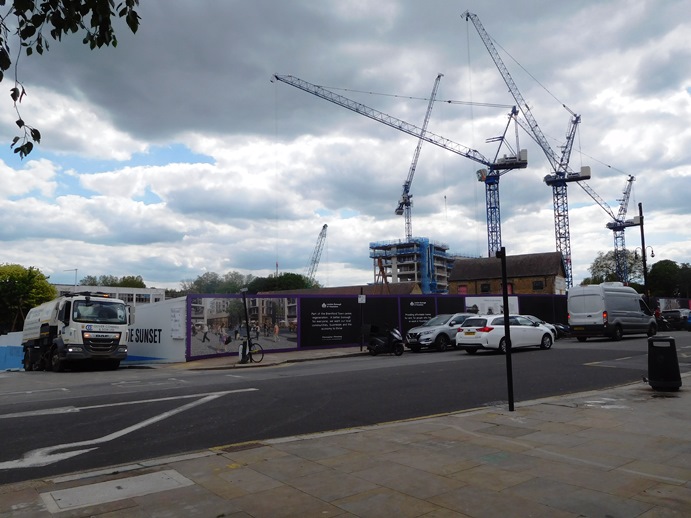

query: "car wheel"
xmin=577 ymin=337 xmax=587 ymax=342
xmin=393 ymin=343 xmax=404 ymax=356
xmin=647 ymin=324 xmax=657 ymax=337
xmin=498 ymin=338 xmax=507 ymax=354
xmin=540 ymin=334 xmax=553 ymax=350
xmin=465 ymin=348 xmax=478 ymax=355
xmin=435 ymin=334 xmax=450 ymax=352
xmin=611 ymin=325 xmax=623 ymax=341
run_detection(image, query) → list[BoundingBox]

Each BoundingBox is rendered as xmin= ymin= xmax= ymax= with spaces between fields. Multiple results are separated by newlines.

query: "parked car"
xmin=661 ymin=309 xmax=690 ymax=331
xmin=405 ymin=313 xmax=475 ymax=352
xmin=456 ymin=314 xmax=554 ymax=354
xmin=522 ymin=315 xmax=558 ymax=340
xmin=552 ymin=322 xmax=571 ymax=339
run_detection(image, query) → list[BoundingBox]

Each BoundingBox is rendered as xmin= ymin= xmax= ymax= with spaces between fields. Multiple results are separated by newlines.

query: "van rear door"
xmin=568 ymin=292 xmax=606 ymax=335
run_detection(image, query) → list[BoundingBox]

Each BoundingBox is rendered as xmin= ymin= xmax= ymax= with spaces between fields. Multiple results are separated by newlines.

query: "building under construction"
xmin=370 ymin=238 xmax=456 ymax=294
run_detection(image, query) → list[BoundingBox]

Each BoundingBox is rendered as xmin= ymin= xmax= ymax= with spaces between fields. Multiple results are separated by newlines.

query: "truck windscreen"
xmin=73 ymin=300 xmax=127 ymax=324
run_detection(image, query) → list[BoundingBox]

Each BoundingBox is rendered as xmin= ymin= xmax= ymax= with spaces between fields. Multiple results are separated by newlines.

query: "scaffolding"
xmin=369 ymin=238 xmax=455 ymax=294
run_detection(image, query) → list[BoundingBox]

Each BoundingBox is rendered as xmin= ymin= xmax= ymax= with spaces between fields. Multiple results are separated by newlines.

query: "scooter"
xmin=367 ymin=325 xmax=404 ymax=356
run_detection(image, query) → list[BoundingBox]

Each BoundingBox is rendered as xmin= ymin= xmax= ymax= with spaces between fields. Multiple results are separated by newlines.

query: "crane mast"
xmin=306 ymin=224 xmax=328 ymax=282
xmin=396 ymin=73 xmax=443 ymax=241
xmin=274 ymin=74 xmax=528 ymax=257
xmin=606 ymin=175 xmax=636 ymax=283
xmin=464 ymin=11 xmax=589 ymax=288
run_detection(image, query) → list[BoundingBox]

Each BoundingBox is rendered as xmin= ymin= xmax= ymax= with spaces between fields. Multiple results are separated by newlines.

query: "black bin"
xmin=647 ymin=336 xmax=682 ymax=391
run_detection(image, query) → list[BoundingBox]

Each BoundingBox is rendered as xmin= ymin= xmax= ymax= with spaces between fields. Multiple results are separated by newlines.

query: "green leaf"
xmin=11 ymin=136 xmax=20 ymax=147
xmin=15 ymin=119 xmax=24 ymax=128
xmin=30 ymin=128 xmax=41 ymax=143
xmin=10 ymin=87 xmax=20 ymax=101
xmin=26 ymin=47 xmax=33 ymax=56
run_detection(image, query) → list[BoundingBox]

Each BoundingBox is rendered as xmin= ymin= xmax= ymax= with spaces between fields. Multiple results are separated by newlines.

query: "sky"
xmin=0 ymin=0 xmax=689 ymax=291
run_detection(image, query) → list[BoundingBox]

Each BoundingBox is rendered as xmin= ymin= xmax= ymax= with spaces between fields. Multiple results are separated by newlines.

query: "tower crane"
xmin=273 ymin=74 xmax=528 ymax=256
xmin=605 ymin=175 xmax=636 ymax=283
xmin=306 ymin=224 xmax=328 ymax=282
xmin=464 ymin=11 xmax=590 ymax=288
xmin=396 ymin=73 xmax=443 ymax=241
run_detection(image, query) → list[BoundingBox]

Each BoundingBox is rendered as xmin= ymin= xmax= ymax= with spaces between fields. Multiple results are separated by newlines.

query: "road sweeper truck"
xmin=21 ymin=292 xmax=132 ymax=371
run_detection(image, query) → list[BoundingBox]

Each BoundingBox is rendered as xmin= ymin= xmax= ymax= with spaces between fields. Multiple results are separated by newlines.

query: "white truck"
xmin=22 ymin=292 xmax=132 ymax=371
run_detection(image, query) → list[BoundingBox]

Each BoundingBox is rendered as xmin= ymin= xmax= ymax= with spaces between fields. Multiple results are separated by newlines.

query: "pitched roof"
xmin=449 ymin=252 xmax=566 ymax=281
xmin=259 ymin=282 xmax=421 ymax=296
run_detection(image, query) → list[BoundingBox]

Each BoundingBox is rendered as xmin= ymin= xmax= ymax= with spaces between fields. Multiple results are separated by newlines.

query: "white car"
xmin=455 ymin=314 xmax=554 ymax=354
xmin=522 ymin=315 xmax=558 ymax=340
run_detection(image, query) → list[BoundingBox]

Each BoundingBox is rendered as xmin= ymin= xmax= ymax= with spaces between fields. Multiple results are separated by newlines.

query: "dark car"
xmin=661 ymin=309 xmax=690 ymax=330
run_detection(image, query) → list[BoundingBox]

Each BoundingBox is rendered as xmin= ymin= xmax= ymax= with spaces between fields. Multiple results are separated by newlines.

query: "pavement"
xmin=2 ymin=347 xmax=690 ymax=517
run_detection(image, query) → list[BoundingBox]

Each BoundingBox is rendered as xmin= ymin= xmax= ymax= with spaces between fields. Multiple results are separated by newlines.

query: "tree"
xmin=180 ymin=271 xmax=255 ymax=294
xmin=1 ymin=0 xmax=140 ymax=158
xmin=582 ymin=250 xmax=643 ymax=285
xmin=79 ymin=274 xmax=146 ymax=287
xmin=648 ymin=260 xmax=681 ymax=297
xmin=246 ymin=273 xmax=313 ymax=293
xmin=0 ymin=263 xmax=56 ymax=333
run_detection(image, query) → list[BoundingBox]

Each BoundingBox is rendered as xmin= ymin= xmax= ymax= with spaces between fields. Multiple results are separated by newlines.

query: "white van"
xmin=567 ymin=282 xmax=656 ymax=341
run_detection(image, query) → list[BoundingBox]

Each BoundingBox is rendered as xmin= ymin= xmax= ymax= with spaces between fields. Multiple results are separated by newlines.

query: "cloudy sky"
xmin=1 ymin=0 xmax=689 ymax=290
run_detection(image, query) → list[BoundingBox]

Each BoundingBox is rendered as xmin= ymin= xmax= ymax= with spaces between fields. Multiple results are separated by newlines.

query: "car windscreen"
xmin=461 ymin=318 xmax=486 ymax=328
xmin=423 ymin=314 xmax=452 ymax=326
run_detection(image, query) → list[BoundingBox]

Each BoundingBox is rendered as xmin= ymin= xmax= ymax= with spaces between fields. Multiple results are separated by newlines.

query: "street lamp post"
xmin=636 ymin=203 xmax=649 ymax=304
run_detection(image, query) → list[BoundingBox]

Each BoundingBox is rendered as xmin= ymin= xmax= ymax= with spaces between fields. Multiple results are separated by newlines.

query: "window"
xmin=480 ymin=283 xmax=490 ymax=293
xmin=532 ymin=280 xmax=544 ymax=291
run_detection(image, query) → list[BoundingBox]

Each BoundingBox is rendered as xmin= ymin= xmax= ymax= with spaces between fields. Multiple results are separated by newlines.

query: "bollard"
xmin=647 ymin=336 xmax=681 ymax=391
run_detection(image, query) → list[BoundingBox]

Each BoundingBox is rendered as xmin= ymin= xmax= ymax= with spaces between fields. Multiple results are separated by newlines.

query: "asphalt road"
xmin=1 ymin=333 xmax=689 ymax=485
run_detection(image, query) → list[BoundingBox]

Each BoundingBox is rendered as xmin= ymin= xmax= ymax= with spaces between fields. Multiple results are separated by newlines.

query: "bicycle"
xmin=240 ymin=338 xmax=264 ymax=364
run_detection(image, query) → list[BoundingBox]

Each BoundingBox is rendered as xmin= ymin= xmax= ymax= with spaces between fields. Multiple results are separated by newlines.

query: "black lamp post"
xmin=637 ymin=202 xmax=649 ymax=304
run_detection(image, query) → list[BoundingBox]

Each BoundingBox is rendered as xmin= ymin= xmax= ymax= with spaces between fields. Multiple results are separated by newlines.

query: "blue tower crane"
xmin=273 ymin=74 xmax=528 ymax=257
xmin=464 ymin=11 xmax=589 ymax=288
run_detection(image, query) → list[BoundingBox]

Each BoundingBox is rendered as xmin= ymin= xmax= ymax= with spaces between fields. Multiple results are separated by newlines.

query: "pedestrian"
xmin=273 ymin=322 xmax=279 ymax=342
xmin=255 ymin=325 xmax=260 ymax=340
xmin=201 ymin=323 xmax=210 ymax=342
xmin=234 ymin=325 xmax=240 ymax=340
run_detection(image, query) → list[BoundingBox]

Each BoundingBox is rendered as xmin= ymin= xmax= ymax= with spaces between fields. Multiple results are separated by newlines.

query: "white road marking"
xmin=0 ymin=389 xmax=258 ymax=470
xmin=0 ymin=389 xmax=257 ymax=419
xmin=0 ymin=387 xmax=69 ymax=396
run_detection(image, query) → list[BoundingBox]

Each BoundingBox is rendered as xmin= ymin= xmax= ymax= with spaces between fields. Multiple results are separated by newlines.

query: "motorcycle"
xmin=656 ymin=315 xmax=671 ymax=332
xmin=367 ymin=324 xmax=404 ymax=356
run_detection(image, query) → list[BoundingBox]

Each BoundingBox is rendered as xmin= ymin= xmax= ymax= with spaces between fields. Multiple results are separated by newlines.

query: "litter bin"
xmin=647 ymin=336 xmax=681 ymax=391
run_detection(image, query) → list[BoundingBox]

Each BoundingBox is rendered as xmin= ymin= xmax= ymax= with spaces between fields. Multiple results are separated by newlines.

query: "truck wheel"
xmin=109 ymin=360 xmax=121 ymax=370
xmin=23 ymin=350 xmax=33 ymax=371
xmin=50 ymin=348 xmax=64 ymax=372
xmin=435 ymin=334 xmax=450 ymax=352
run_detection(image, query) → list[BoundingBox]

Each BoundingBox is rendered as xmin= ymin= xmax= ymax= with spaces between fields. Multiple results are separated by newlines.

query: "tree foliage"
xmin=582 ymin=250 xmax=643 ymax=285
xmin=79 ymin=274 xmax=146 ymax=288
xmin=180 ymin=271 xmax=315 ymax=295
xmin=1 ymin=0 xmax=140 ymax=158
xmin=648 ymin=260 xmax=681 ymax=297
xmin=0 ymin=263 xmax=56 ymax=333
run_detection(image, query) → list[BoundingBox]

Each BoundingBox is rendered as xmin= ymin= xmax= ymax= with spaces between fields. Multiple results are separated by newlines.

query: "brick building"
xmin=448 ymin=252 xmax=567 ymax=295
